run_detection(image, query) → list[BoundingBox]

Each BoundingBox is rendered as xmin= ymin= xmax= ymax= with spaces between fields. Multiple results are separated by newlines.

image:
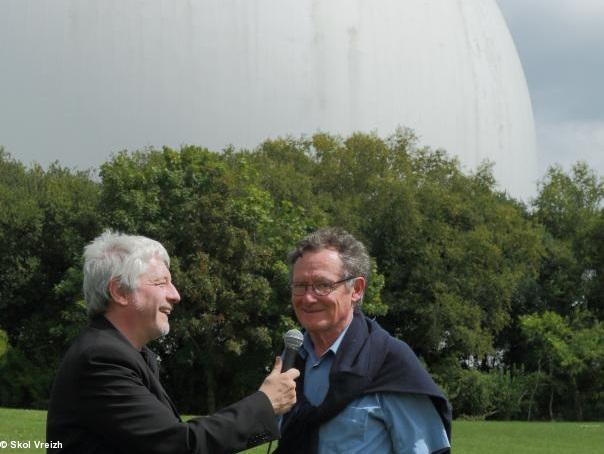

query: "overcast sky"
xmin=496 ymin=0 xmax=604 ymax=182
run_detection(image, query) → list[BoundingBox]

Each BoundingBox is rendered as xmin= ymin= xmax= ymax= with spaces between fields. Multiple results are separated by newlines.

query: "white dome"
xmin=0 ymin=0 xmax=536 ymax=198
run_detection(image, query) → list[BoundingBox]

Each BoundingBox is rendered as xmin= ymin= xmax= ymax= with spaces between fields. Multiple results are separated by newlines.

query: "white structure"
xmin=0 ymin=0 xmax=536 ymax=198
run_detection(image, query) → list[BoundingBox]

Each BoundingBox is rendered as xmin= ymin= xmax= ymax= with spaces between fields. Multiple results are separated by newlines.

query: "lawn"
xmin=0 ymin=407 xmax=602 ymax=453
xmin=452 ymin=420 xmax=603 ymax=453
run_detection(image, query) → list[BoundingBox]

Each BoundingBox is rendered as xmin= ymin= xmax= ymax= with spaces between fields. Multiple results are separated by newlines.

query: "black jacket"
xmin=46 ymin=316 xmax=278 ymax=454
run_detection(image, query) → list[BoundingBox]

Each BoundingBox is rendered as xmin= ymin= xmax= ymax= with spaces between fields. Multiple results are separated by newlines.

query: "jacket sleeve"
xmin=76 ymin=345 xmax=278 ymax=454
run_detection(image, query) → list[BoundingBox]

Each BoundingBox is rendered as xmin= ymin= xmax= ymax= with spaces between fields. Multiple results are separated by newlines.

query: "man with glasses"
xmin=276 ymin=227 xmax=451 ymax=454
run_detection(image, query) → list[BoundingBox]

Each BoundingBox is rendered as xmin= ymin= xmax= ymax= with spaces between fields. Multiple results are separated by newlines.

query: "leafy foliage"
xmin=0 ymin=139 xmax=602 ymax=421
xmin=0 ymin=149 xmax=101 ymax=408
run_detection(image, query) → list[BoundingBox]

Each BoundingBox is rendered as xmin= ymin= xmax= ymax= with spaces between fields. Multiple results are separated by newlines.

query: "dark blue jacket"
xmin=277 ymin=309 xmax=452 ymax=454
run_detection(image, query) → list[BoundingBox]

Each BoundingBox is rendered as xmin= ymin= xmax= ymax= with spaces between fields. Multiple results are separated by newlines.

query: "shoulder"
xmin=365 ymin=320 xmax=445 ymax=398
xmin=368 ymin=319 xmax=422 ymax=367
xmin=69 ymin=322 xmax=134 ymax=358
xmin=57 ymin=322 xmax=144 ymax=383
xmin=385 ymin=333 xmax=418 ymax=360
xmin=378 ymin=392 xmax=439 ymax=415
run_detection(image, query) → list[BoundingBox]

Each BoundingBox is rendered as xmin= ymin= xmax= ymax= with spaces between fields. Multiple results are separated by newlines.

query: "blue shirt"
xmin=300 ymin=326 xmax=450 ymax=454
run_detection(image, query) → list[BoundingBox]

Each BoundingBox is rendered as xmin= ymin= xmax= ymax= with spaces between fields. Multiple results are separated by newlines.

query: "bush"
xmin=0 ymin=344 xmax=53 ymax=409
xmin=442 ymin=366 xmax=531 ymax=419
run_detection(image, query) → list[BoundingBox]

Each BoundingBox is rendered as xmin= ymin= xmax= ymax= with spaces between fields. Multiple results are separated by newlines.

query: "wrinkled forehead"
xmin=138 ymin=255 xmax=171 ymax=280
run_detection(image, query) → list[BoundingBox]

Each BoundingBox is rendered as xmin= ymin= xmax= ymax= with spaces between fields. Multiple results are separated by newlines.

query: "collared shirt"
xmin=299 ymin=326 xmax=450 ymax=454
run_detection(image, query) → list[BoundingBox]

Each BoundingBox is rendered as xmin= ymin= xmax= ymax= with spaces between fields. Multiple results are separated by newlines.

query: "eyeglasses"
xmin=291 ymin=277 xmax=356 ymax=296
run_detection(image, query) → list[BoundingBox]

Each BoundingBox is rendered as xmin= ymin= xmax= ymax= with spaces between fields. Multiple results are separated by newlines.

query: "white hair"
xmin=83 ymin=230 xmax=170 ymax=317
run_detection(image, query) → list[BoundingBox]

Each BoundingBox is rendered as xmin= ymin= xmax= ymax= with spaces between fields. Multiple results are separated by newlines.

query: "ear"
xmin=351 ymin=277 xmax=366 ymax=303
xmin=108 ymin=278 xmax=131 ymax=308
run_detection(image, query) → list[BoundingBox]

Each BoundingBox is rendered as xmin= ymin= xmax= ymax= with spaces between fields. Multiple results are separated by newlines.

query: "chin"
xmin=155 ymin=322 xmax=170 ymax=337
xmin=300 ymin=319 xmax=330 ymax=333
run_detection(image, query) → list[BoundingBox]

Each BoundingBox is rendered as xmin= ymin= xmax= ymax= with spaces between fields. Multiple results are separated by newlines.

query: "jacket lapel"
xmin=91 ymin=316 xmax=182 ymax=420
xmin=140 ymin=347 xmax=182 ymax=420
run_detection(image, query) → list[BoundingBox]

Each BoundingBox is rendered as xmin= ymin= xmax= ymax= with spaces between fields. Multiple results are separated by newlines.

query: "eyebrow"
xmin=292 ymin=278 xmax=333 ymax=284
xmin=149 ymin=276 xmax=170 ymax=283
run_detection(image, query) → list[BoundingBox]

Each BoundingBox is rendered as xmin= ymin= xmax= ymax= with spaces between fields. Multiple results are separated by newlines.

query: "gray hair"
xmin=287 ymin=227 xmax=371 ymax=286
xmin=83 ymin=230 xmax=170 ymax=318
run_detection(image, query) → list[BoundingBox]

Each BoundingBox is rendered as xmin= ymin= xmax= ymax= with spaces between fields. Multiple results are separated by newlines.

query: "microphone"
xmin=282 ymin=329 xmax=303 ymax=372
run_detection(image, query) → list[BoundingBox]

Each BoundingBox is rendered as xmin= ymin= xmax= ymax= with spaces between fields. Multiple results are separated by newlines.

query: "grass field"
xmin=0 ymin=407 xmax=602 ymax=453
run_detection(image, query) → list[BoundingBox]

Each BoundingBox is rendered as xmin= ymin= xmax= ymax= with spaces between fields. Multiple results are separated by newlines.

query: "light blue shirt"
xmin=300 ymin=325 xmax=450 ymax=454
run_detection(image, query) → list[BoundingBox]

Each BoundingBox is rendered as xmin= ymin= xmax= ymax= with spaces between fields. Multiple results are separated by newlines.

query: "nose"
xmin=293 ymin=286 xmax=318 ymax=303
xmin=167 ymin=282 xmax=181 ymax=304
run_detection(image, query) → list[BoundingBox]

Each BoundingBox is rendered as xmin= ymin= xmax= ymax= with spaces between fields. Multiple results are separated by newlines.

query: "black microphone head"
xmin=283 ymin=329 xmax=304 ymax=351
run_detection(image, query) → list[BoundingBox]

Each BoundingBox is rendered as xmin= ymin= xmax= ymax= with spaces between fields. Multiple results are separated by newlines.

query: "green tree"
xmin=0 ymin=149 xmax=100 ymax=407
xmin=520 ymin=311 xmax=604 ymax=420
xmin=532 ymin=163 xmax=604 ymax=316
xmin=244 ymin=131 xmax=543 ymax=378
xmin=98 ymin=146 xmax=310 ymax=413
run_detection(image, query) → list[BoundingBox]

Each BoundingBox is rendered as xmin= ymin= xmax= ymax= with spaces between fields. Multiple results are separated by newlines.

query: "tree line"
xmin=0 ymin=130 xmax=602 ymax=421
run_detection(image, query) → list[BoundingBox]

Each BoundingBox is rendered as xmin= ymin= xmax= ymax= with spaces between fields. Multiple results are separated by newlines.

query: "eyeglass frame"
xmin=290 ymin=276 xmax=357 ymax=296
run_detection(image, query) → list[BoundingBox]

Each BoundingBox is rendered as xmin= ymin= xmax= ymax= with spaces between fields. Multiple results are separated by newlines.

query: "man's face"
xmin=129 ymin=257 xmax=180 ymax=344
xmin=291 ymin=248 xmax=361 ymax=339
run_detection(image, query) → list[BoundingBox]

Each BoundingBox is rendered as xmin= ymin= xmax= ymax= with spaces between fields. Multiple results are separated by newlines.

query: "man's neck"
xmin=308 ymin=314 xmax=354 ymax=358
xmin=103 ymin=312 xmax=145 ymax=351
xmin=309 ymin=332 xmax=338 ymax=358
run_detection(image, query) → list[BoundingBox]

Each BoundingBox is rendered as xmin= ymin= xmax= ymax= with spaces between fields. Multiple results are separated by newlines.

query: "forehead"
xmin=141 ymin=256 xmax=171 ymax=279
xmin=292 ymin=248 xmax=343 ymax=278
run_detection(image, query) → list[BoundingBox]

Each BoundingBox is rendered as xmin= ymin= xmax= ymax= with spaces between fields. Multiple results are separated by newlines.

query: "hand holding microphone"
xmin=259 ymin=329 xmax=303 ymax=415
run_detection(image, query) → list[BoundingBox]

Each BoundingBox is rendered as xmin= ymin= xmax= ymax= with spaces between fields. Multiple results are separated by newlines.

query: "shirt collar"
xmin=300 ymin=318 xmax=353 ymax=362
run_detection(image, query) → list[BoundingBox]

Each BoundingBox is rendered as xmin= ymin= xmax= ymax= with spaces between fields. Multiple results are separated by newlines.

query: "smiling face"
xmin=291 ymin=248 xmax=365 ymax=351
xmin=128 ymin=256 xmax=180 ymax=344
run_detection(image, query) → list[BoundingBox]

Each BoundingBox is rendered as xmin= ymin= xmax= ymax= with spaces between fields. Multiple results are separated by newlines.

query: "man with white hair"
xmin=47 ymin=231 xmax=299 ymax=454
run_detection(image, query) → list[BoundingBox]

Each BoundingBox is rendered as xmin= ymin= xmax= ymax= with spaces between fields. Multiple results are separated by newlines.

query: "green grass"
xmin=453 ymin=420 xmax=604 ymax=453
xmin=0 ymin=408 xmax=48 ymax=452
xmin=0 ymin=408 xmax=269 ymax=453
xmin=0 ymin=408 xmax=602 ymax=453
